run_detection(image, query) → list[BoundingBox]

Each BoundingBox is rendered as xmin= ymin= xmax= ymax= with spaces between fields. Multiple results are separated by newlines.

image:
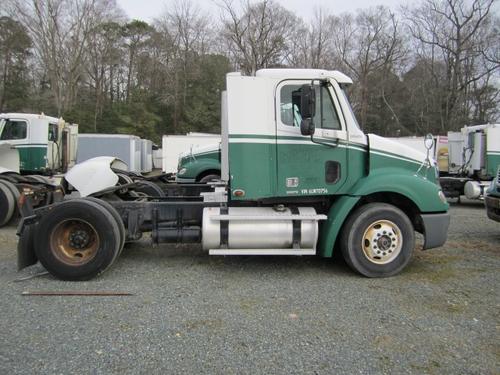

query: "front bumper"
xmin=175 ymin=176 xmax=196 ymax=183
xmin=485 ymin=195 xmax=500 ymax=222
xmin=421 ymin=212 xmax=451 ymax=250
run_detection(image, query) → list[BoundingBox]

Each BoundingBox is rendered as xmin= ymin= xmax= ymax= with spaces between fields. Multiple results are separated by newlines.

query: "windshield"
xmin=341 ymin=89 xmax=361 ymax=130
xmin=0 ymin=119 xmax=28 ymax=140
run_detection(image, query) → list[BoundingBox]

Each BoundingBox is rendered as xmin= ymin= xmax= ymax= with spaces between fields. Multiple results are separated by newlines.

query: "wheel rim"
xmin=50 ymin=219 xmax=100 ymax=266
xmin=361 ymin=219 xmax=402 ymax=265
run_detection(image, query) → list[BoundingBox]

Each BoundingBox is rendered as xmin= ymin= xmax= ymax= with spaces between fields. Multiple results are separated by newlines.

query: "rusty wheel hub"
xmin=50 ymin=219 xmax=99 ymax=266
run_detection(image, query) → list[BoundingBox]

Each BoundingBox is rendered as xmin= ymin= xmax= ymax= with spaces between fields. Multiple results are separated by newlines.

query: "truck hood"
xmin=179 ymin=143 xmax=220 ymax=159
xmin=65 ymin=156 xmax=128 ymax=197
xmin=0 ymin=144 xmax=20 ymax=173
xmin=368 ymin=134 xmax=431 ymax=165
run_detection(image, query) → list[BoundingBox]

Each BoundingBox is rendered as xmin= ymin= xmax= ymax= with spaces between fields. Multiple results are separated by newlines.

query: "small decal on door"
xmin=286 ymin=177 xmax=299 ymax=188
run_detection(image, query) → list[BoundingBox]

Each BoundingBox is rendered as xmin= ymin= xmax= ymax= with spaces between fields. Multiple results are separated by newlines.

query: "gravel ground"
xmin=0 ymin=200 xmax=499 ymax=374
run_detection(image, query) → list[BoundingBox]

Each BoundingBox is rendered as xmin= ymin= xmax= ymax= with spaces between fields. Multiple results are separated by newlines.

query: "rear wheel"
xmin=0 ymin=183 xmax=15 ymax=227
xmin=340 ymin=203 xmax=415 ymax=278
xmin=84 ymin=197 xmax=126 ymax=256
xmin=34 ymin=199 xmax=121 ymax=280
xmin=0 ymin=180 xmax=20 ymax=225
xmin=133 ymin=180 xmax=165 ymax=197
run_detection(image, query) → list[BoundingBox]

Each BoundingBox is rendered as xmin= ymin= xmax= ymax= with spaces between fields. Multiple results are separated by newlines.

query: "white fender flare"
xmin=65 ymin=156 xmax=128 ymax=197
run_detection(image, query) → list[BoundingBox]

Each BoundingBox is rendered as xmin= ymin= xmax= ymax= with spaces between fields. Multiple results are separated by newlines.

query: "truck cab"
xmin=17 ymin=69 xmax=450 ymax=280
xmin=0 ymin=113 xmax=78 ymax=174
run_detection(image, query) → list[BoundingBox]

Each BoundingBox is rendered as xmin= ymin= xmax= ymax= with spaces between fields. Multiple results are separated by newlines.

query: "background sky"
xmin=117 ymin=0 xmax=407 ymax=22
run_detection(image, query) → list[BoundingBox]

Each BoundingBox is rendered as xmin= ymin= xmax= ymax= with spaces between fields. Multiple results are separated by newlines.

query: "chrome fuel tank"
xmin=202 ymin=206 xmax=321 ymax=250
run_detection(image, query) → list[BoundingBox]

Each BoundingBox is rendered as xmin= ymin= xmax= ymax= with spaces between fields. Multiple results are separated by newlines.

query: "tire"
xmin=0 ymin=183 xmax=15 ymax=227
xmin=18 ymin=224 xmax=38 ymax=270
xmin=133 ymin=180 xmax=165 ymax=197
xmin=84 ymin=197 xmax=126 ymax=256
xmin=0 ymin=180 xmax=20 ymax=225
xmin=34 ymin=199 xmax=121 ymax=280
xmin=199 ymin=174 xmax=220 ymax=184
xmin=340 ymin=203 xmax=415 ymax=278
xmin=116 ymin=173 xmax=133 ymax=194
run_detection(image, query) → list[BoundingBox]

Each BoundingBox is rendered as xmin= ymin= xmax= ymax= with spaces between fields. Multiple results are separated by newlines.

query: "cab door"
xmin=275 ymin=80 xmax=348 ymax=197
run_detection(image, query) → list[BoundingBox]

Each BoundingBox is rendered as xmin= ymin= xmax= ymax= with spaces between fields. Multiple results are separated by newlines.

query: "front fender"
xmin=179 ymin=159 xmax=221 ymax=180
xmin=318 ymin=170 xmax=448 ymax=258
xmin=317 ymin=195 xmax=360 ymax=257
xmin=349 ymin=169 xmax=448 ymax=213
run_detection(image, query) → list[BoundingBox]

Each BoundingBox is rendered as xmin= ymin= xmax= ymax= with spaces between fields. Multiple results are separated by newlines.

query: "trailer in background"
xmin=391 ymin=124 xmax=500 ymax=200
xmin=77 ymin=134 xmax=154 ymax=174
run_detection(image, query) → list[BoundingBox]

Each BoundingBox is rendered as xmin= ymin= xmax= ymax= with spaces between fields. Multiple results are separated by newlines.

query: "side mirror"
xmin=300 ymin=118 xmax=315 ymax=136
xmin=424 ymin=133 xmax=434 ymax=151
xmin=300 ymin=84 xmax=316 ymax=119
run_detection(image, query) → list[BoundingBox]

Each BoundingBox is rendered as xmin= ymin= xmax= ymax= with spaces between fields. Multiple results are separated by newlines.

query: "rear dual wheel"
xmin=34 ymin=199 xmax=125 ymax=280
xmin=340 ymin=203 xmax=415 ymax=278
xmin=0 ymin=180 xmax=19 ymax=227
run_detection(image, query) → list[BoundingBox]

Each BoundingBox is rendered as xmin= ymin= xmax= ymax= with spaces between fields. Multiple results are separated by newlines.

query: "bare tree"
xmin=330 ymin=6 xmax=406 ymax=128
xmin=219 ymin=0 xmax=295 ymax=74
xmin=10 ymin=0 xmax=120 ymax=115
xmin=403 ymin=0 xmax=498 ymax=131
xmin=286 ymin=8 xmax=337 ymax=69
xmin=154 ymin=0 xmax=213 ymax=132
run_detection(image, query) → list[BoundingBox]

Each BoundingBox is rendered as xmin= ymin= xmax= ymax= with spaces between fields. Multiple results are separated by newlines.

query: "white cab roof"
xmin=256 ymin=69 xmax=353 ymax=85
xmin=0 ymin=113 xmax=61 ymax=123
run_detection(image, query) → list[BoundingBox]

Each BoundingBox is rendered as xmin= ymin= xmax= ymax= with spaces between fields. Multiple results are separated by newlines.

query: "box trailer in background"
xmin=141 ymin=139 xmax=153 ymax=173
xmin=162 ymin=133 xmax=220 ymax=173
xmin=77 ymin=134 xmax=154 ymax=173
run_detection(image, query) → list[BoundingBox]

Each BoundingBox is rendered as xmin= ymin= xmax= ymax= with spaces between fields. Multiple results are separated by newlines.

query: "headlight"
xmin=178 ymin=167 xmax=187 ymax=176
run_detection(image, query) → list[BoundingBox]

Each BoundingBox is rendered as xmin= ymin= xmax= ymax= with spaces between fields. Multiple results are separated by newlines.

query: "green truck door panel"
xmin=276 ymin=81 xmax=348 ymax=197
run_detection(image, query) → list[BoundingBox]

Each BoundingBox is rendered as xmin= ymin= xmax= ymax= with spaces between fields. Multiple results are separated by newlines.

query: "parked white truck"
xmin=388 ymin=125 xmax=500 ymax=200
xmin=0 ymin=113 xmax=77 ymax=227
xmin=17 ymin=69 xmax=450 ymax=280
xmin=443 ymin=124 xmax=500 ymax=200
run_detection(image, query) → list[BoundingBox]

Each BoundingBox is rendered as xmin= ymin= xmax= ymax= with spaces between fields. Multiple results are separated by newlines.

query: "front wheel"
xmin=340 ymin=203 xmax=415 ymax=278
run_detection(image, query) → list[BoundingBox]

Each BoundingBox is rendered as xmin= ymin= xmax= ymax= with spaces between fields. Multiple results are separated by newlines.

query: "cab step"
xmin=209 ymin=249 xmax=316 ymax=256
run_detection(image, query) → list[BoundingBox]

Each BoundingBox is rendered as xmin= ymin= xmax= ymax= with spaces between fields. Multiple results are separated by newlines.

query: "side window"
xmin=0 ymin=120 xmax=27 ymax=140
xmin=280 ymin=84 xmax=302 ymax=127
xmin=280 ymin=84 xmax=341 ymax=130
xmin=315 ymin=85 xmax=341 ymax=130
xmin=48 ymin=123 xmax=58 ymax=141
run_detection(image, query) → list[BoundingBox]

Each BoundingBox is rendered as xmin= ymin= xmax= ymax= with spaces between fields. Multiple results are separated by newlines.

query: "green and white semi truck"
xmin=0 ymin=113 xmax=77 ymax=227
xmin=17 ymin=69 xmax=450 ymax=280
xmin=0 ymin=113 xmax=78 ymax=174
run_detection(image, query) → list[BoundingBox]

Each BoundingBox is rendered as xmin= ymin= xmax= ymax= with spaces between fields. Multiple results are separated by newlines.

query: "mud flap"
xmin=17 ymin=221 xmax=38 ymax=270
